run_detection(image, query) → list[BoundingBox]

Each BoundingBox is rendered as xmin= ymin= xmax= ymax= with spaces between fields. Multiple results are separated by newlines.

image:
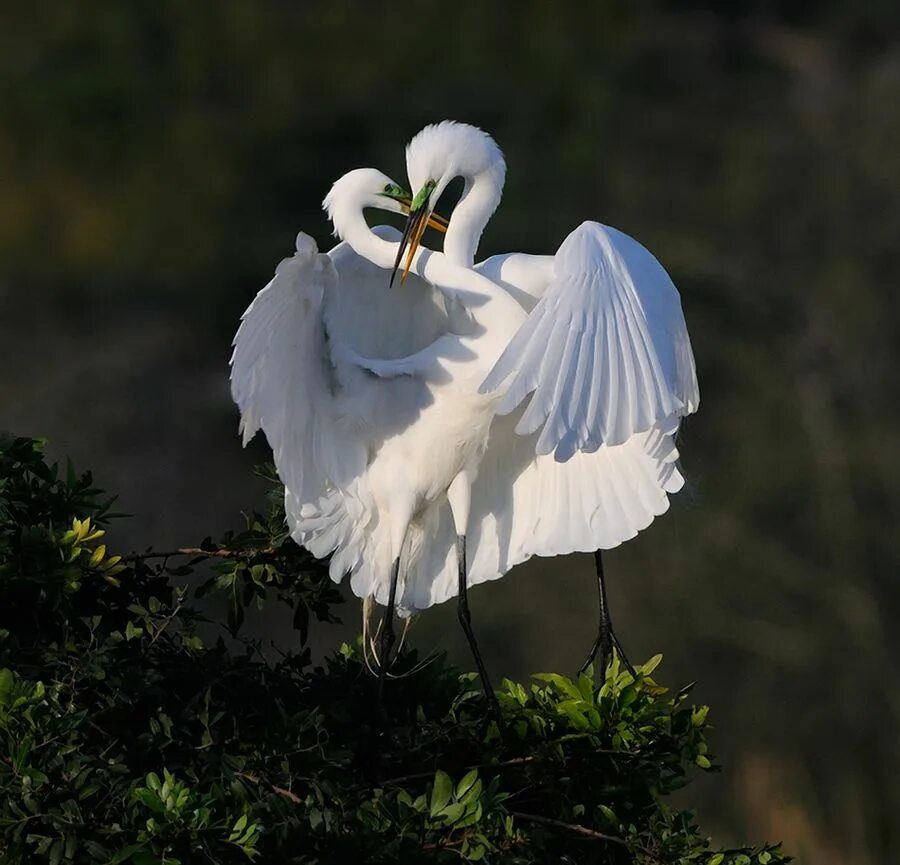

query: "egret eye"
xmin=383 ymin=183 xmax=394 ymax=194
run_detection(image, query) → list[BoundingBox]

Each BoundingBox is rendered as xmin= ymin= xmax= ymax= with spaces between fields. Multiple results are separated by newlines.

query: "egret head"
xmin=323 ymin=168 xmax=448 ymax=239
xmin=394 ymin=121 xmax=506 ymax=284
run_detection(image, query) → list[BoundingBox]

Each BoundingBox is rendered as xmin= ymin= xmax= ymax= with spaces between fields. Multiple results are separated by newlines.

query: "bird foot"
xmin=477 ymin=691 xmax=508 ymax=743
xmin=579 ymin=627 xmax=636 ymax=681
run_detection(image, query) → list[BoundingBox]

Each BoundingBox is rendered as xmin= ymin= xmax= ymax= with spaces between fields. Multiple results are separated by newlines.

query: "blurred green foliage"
xmin=1 ymin=2 xmax=898 ymax=863
xmin=0 ymin=437 xmax=789 ymax=864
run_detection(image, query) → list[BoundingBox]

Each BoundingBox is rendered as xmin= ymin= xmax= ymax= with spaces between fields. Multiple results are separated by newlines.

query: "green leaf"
xmin=430 ymin=770 xmax=453 ymax=817
xmin=558 ymin=699 xmax=591 ymax=729
xmin=619 ymin=685 xmax=639 ymax=708
xmin=598 ymin=804 xmax=617 ymax=826
xmin=468 ymin=843 xmax=485 ymax=861
xmin=0 ymin=668 xmax=13 ymax=703
xmin=133 ymin=789 xmax=165 ymax=813
xmin=640 ymin=653 xmax=663 ymax=676
xmin=577 ymin=672 xmax=594 ymax=701
xmin=230 ymin=813 xmax=248 ymax=839
xmin=109 ymin=845 xmax=147 ymax=865
xmin=692 ymin=705 xmax=710 ymax=727
xmin=533 ymin=672 xmax=582 ymax=700
xmin=49 ymin=839 xmax=64 ymax=865
xmin=456 ymin=769 xmax=479 ymax=800
xmin=183 ymin=635 xmax=204 ymax=651
xmin=440 ymin=802 xmax=466 ymax=824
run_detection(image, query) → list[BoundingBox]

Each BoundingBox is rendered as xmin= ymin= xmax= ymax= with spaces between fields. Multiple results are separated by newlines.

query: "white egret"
xmin=230 ymin=125 xmax=698 ymax=717
xmin=231 ymin=167 xmax=524 ymax=712
xmin=390 ymin=121 xmax=699 ymax=675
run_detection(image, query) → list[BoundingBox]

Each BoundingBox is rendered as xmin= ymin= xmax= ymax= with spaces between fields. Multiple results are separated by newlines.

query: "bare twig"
xmin=236 ymin=771 xmax=303 ymax=804
xmin=379 ymin=755 xmax=536 ymax=788
xmin=122 ymin=546 xmax=276 ymax=563
xmin=272 ymin=785 xmax=303 ymax=804
xmin=377 ymin=744 xmax=642 ymax=789
xmin=510 ymin=811 xmax=628 ymax=846
xmin=148 ymin=597 xmax=183 ymax=647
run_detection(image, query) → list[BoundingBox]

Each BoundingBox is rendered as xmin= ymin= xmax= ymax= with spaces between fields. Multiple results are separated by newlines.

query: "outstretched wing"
xmin=480 ymin=222 xmax=699 ymax=461
xmin=232 ymin=225 xmax=455 ymax=583
xmin=230 ymin=233 xmax=366 ymax=506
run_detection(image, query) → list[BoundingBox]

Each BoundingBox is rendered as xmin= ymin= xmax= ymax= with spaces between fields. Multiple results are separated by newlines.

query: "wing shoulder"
xmin=475 ymin=252 xmax=554 ymax=310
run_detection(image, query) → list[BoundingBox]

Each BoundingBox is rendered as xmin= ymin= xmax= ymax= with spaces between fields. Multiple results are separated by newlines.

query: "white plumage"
xmin=482 ymin=222 xmax=699 ymax=459
xmin=230 ymin=125 xmax=699 ymax=623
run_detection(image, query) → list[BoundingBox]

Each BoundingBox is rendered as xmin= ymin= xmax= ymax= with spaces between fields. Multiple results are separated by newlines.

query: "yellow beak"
xmin=391 ymin=184 xmax=443 ymax=286
xmin=398 ymin=197 xmax=448 ymax=233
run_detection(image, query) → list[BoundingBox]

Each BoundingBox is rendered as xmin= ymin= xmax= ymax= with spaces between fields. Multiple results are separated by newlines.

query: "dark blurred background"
xmin=2 ymin=2 xmax=899 ymax=862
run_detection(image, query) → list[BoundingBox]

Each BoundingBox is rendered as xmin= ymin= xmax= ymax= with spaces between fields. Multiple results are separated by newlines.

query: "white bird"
xmin=393 ymin=122 xmax=699 ymax=676
xmin=230 ymin=123 xmax=698 ymax=714
xmin=230 ymin=169 xmax=513 ymax=702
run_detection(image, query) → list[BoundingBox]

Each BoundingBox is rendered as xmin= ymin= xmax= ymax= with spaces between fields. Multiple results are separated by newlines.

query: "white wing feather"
xmin=230 ymin=227 xmax=451 ymax=504
xmin=230 ymin=233 xmax=364 ymax=506
xmin=466 ymin=415 xmax=685 ymax=595
xmin=231 ymin=227 xmax=458 ymax=607
xmin=398 ymin=414 xmax=685 ymax=611
xmin=480 ymin=222 xmax=699 ymax=461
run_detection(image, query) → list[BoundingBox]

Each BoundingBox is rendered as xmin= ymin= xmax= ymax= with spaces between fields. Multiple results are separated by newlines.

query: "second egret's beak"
xmin=399 ymin=197 xmax=448 ymax=232
xmin=391 ymin=179 xmax=438 ymax=286
xmin=378 ymin=184 xmax=447 ymax=233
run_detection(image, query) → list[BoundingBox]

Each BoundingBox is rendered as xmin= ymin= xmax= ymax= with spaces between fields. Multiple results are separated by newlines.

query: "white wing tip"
xmin=238 ymin=415 xmax=259 ymax=447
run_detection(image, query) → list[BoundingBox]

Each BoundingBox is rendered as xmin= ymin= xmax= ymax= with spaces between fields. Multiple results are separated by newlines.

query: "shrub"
xmin=0 ymin=437 xmax=788 ymax=864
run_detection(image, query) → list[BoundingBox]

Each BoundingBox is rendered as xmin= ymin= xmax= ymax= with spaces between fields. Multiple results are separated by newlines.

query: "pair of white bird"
xmin=230 ymin=121 xmax=698 ymax=713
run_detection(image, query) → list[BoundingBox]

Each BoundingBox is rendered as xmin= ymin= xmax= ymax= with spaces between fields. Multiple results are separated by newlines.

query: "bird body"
xmin=231 ymin=125 xmax=698 ymax=619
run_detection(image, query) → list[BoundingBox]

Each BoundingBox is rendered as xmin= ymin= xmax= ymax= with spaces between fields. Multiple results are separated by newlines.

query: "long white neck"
xmin=443 ymin=168 xmax=503 ymax=267
xmin=330 ymin=200 xmax=524 ymax=344
xmin=329 ymin=203 xmax=395 ymax=267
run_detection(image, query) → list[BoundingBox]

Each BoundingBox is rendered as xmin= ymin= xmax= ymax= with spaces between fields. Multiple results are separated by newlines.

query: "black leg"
xmin=456 ymin=535 xmax=503 ymax=725
xmin=579 ymin=550 xmax=636 ymax=679
xmin=377 ymin=556 xmax=401 ymax=704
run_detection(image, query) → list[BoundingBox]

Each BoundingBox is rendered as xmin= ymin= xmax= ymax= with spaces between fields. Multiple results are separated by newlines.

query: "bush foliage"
xmin=0 ymin=437 xmax=788 ymax=864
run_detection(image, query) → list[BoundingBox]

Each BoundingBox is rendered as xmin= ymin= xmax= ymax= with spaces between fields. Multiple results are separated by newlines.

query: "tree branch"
xmin=379 ymin=756 xmax=536 ymax=787
xmin=510 ymin=811 xmax=628 ymax=846
xmin=377 ymin=745 xmax=642 ymax=788
xmin=122 ymin=546 xmax=276 ymax=563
